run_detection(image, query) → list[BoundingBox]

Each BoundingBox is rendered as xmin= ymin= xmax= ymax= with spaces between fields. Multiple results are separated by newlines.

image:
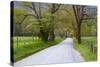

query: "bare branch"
xmin=16 ymin=14 xmax=37 ymax=18
xmin=24 ymin=14 xmax=38 ymax=18
xmin=31 ymin=3 xmax=39 ymax=18
xmin=54 ymin=4 xmax=61 ymax=13
xmin=16 ymin=15 xmax=28 ymax=24
xmin=51 ymin=4 xmax=61 ymax=14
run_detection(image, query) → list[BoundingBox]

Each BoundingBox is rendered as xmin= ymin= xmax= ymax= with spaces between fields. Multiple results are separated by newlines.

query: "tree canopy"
xmin=12 ymin=1 xmax=97 ymax=43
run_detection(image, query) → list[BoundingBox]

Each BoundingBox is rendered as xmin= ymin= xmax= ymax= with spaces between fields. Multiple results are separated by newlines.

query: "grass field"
xmin=12 ymin=36 xmax=63 ymax=62
xmin=12 ymin=36 xmax=97 ymax=62
xmin=73 ymin=36 xmax=97 ymax=61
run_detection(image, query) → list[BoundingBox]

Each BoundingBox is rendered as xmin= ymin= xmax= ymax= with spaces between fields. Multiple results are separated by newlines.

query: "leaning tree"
xmin=73 ymin=5 xmax=97 ymax=43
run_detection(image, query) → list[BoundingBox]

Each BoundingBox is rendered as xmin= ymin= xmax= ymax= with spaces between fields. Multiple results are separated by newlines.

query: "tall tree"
xmin=14 ymin=2 xmax=61 ymax=41
xmin=73 ymin=5 xmax=97 ymax=43
xmin=47 ymin=4 xmax=61 ymax=41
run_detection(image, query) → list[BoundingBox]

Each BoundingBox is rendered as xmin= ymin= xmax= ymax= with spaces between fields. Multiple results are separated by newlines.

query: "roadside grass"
xmin=73 ymin=36 xmax=97 ymax=61
xmin=12 ymin=36 xmax=63 ymax=62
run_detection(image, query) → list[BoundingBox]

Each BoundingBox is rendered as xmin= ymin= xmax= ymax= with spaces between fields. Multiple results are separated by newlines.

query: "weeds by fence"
xmin=82 ymin=40 xmax=97 ymax=54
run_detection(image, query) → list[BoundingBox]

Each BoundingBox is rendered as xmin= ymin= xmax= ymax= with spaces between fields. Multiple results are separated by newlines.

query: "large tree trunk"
xmin=40 ymin=27 xmax=49 ymax=41
xmin=49 ymin=15 xmax=55 ymax=41
xmin=73 ymin=5 xmax=82 ymax=44
xmin=44 ymin=31 xmax=49 ymax=41
xmin=51 ymin=30 xmax=55 ymax=41
xmin=76 ymin=24 xmax=81 ymax=43
xmin=49 ymin=29 xmax=55 ymax=41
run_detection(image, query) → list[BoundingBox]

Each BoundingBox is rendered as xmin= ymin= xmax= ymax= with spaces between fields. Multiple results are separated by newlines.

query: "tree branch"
xmin=32 ymin=3 xmax=39 ymax=18
xmin=72 ymin=5 xmax=80 ymax=25
xmin=17 ymin=14 xmax=38 ymax=18
xmin=81 ymin=17 xmax=97 ymax=20
xmin=17 ymin=15 xmax=28 ymax=24
xmin=54 ymin=4 xmax=61 ymax=13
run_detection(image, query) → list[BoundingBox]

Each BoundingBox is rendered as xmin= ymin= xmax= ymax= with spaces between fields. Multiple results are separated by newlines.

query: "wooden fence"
xmin=83 ymin=40 xmax=97 ymax=53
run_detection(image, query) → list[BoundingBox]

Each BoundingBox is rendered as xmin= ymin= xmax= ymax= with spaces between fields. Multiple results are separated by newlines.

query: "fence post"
xmin=90 ymin=41 xmax=93 ymax=53
xmin=93 ymin=45 xmax=97 ymax=53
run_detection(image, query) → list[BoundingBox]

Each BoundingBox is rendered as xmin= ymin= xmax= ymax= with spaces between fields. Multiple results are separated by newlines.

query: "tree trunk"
xmin=44 ymin=32 xmax=49 ymax=41
xmin=40 ymin=27 xmax=49 ymax=41
xmin=77 ymin=25 xmax=81 ymax=43
xmin=49 ymin=29 xmax=55 ymax=41
xmin=73 ymin=5 xmax=82 ymax=44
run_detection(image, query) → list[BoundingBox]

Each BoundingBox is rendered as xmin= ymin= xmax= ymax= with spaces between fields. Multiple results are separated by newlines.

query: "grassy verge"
xmin=73 ymin=36 xmax=97 ymax=61
xmin=12 ymin=36 xmax=63 ymax=62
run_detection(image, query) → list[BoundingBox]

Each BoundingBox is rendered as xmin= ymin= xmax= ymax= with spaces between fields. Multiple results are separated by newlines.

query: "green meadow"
xmin=12 ymin=36 xmax=63 ymax=62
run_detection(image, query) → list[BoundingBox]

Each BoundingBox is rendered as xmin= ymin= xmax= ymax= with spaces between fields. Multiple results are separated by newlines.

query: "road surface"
xmin=14 ymin=38 xmax=84 ymax=66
